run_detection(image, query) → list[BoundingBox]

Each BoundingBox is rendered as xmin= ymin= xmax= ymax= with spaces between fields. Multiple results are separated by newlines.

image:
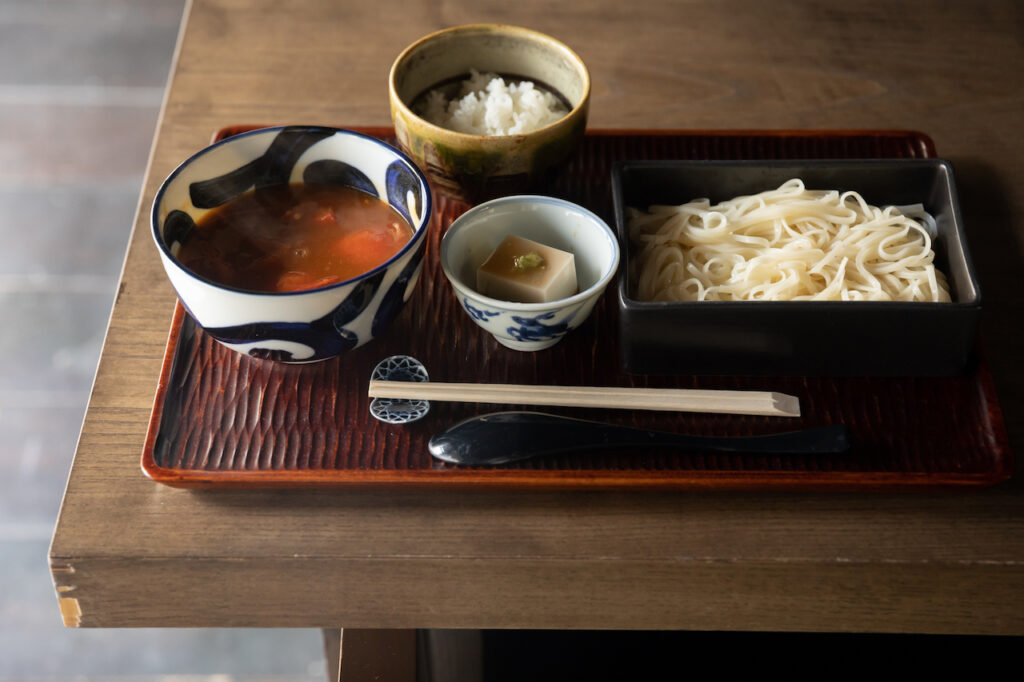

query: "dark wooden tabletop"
xmin=50 ymin=0 xmax=1024 ymax=634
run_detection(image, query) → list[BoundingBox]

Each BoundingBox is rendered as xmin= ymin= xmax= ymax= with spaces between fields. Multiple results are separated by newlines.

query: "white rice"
xmin=418 ymin=70 xmax=569 ymax=136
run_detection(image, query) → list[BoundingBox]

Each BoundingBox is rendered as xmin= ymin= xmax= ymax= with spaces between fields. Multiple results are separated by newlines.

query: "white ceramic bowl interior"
xmin=152 ymin=126 xmax=432 ymax=363
xmin=440 ymin=195 xmax=619 ymax=351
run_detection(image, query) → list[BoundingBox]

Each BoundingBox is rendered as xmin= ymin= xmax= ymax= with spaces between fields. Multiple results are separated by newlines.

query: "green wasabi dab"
xmin=513 ymin=252 xmax=545 ymax=271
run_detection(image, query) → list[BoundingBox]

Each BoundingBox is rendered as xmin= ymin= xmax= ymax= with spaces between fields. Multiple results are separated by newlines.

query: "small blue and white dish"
xmin=151 ymin=126 xmax=432 ymax=363
xmin=440 ymin=195 xmax=619 ymax=351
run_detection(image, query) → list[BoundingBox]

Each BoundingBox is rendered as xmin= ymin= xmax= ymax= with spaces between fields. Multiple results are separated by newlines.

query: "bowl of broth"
xmin=151 ymin=126 xmax=432 ymax=363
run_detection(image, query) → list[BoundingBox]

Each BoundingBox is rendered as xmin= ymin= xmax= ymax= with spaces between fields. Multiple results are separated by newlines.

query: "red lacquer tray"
xmin=141 ymin=127 xmax=1012 ymax=489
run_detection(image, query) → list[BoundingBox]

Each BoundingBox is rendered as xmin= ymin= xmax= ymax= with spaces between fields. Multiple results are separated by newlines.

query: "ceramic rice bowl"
xmin=389 ymin=24 xmax=590 ymax=202
xmin=151 ymin=126 xmax=432 ymax=363
xmin=440 ymin=195 xmax=619 ymax=351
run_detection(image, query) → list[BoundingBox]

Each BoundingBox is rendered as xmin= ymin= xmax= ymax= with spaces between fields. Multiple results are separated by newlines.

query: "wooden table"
xmin=51 ymin=0 xmax=1024 ymax=641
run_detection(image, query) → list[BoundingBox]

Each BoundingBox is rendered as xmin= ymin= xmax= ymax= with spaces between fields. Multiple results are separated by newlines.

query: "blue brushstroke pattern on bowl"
xmin=151 ymin=126 xmax=432 ymax=363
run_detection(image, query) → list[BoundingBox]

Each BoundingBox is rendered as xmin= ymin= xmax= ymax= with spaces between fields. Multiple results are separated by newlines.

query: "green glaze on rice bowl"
xmin=389 ymin=24 xmax=590 ymax=203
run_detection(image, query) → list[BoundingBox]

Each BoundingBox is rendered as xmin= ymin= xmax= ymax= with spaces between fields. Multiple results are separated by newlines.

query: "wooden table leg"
xmin=417 ymin=630 xmax=482 ymax=681
xmin=338 ymin=629 xmax=417 ymax=682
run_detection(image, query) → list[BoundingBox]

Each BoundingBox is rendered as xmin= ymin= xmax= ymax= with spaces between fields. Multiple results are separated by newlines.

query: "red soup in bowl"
xmin=176 ymin=183 xmax=414 ymax=292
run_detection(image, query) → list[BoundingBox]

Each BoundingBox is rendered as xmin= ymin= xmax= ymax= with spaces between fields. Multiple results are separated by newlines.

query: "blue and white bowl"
xmin=151 ymin=126 xmax=432 ymax=363
xmin=440 ymin=195 xmax=619 ymax=351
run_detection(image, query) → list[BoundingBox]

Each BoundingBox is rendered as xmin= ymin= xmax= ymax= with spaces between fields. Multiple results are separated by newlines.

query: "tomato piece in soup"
xmin=333 ymin=227 xmax=404 ymax=274
xmin=275 ymin=271 xmax=343 ymax=292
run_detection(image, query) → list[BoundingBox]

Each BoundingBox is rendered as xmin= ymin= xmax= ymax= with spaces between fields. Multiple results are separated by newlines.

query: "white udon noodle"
xmin=627 ymin=179 xmax=951 ymax=303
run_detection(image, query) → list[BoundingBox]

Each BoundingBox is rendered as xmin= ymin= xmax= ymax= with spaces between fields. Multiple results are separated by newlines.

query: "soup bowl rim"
xmin=151 ymin=124 xmax=433 ymax=297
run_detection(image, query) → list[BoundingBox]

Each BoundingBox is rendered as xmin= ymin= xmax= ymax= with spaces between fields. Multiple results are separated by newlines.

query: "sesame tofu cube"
xmin=476 ymin=235 xmax=578 ymax=303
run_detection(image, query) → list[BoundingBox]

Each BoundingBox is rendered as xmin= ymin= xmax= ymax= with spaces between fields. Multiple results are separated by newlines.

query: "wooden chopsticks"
xmin=367 ymin=380 xmax=800 ymax=417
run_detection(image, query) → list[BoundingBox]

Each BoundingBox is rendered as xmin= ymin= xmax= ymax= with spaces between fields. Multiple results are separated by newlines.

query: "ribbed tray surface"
xmin=142 ymin=129 xmax=1011 ymax=489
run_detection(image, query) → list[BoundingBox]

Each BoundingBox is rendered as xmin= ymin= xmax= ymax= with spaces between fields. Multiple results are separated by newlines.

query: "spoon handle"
xmin=428 ymin=411 xmax=851 ymax=465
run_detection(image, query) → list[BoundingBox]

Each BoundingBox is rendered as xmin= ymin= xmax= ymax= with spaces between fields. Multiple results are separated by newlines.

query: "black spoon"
xmin=428 ymin=411 xmax=851 ymax=465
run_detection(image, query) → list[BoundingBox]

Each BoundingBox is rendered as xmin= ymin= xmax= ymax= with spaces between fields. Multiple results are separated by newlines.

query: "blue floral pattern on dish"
xmin=368 ymin=355 xmax=430 ymax=424
xmin=507 ymin=313 xmax=570 ymax=343
xmin=463 ymin=298 xmax=501 ymax=322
